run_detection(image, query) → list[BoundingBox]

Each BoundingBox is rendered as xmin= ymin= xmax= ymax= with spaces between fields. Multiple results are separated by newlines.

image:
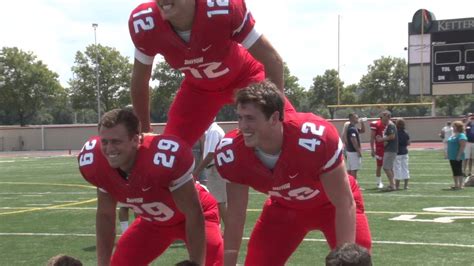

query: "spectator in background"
xmin=117 ymin=205 xmax=130 ymax=234
xmin=394 ymin=118 xmax=410 ymax=190
xmin=439 ymin=121 xmax=453 ymax=159
xmin=193 ymin=120 xmax=227 ymax=228
xmin=325 ymin=243 xmax=372 ymax=266
xmin=447 ymin=121 xmax=467 ymax=190
xmin=463 ymin=113 xmax=474 ymax=177
xmin=370 ymin=113 xmax=386 ymax=189
xmin=376 ymin=111 xmax=398 ymax=191
xmin=345 ymin=113 xmax=366 ymax=180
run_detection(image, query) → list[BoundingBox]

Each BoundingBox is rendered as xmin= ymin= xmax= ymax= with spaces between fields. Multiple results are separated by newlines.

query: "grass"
xmin=0 ymin=150 xmax=473 ymax=265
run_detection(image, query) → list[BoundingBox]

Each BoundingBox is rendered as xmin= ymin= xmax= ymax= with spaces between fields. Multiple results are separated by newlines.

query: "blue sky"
xmin=1 ymin=0 xmax=473 ymax=89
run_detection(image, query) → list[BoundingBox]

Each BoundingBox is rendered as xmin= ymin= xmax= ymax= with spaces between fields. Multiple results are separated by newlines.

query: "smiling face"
xmin=237 ymin=102 xmax=278 ymax=149
xmin=99 ymin=123 xmax=139 ymax=172
xmin=155 ymin=0 xmax=195 ymax=26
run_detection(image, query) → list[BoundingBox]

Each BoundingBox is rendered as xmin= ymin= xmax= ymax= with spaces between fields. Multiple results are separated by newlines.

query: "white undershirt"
xmin=176 ymin=30 xmax=191 ymax=43
xmin=255 ymin=148 xmax=281 ymax=170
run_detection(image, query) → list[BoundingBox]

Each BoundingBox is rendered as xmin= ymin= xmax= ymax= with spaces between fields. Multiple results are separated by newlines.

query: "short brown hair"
xmin=452 ymin=120 xmax=465 ymax=133
xmin=99 ymin=108 xmax=140 ymax=137
xmin=235 ymin=80 xmax=284 ymax=121
xmin=47 ymin=254 xmax=82 ymax=266
xmin=326 ymin=243 xmax=372 ymax=266
xmin=396 ymin=118 xmax=406 ymax=130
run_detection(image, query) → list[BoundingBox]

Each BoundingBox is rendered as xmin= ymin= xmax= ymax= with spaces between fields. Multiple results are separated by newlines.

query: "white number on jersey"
xmin=207 ymin=0 xmax=229 ymax=17
xmin=215 ymin=138 xmax=235 ymax=166
xmin=179 ymin=62 xmax=230 ymax=79
xmin=119 ymin=201 xmax=174 ymax=222
xmin=132 ymin=8 xmax=155 ymax=33
xmin=269 ymin=187 xmax=320 ymax=201
xmin=79 ymin=139 xmax=97 ymax=167
xmin=298 ymin=122 xmax=325 ymax=152
xmin=153 ymin=139 xmax=180 ymax=168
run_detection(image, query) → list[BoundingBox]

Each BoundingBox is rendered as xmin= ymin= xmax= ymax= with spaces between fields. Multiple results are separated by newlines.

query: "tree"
xmin=308 ymin=69 xmax=343 ymax=119
xmin=283 ymin=63 xmax=306 ymax=110
xmin=0 ymin=47 xmax=63 ymax=126
xmin=69 ymin=44 xmax=132 ymax=122
xmin=150 ymin=61 xmax=183 ymax=123
xmin=358 ymin=56 xmax=408 ymax=108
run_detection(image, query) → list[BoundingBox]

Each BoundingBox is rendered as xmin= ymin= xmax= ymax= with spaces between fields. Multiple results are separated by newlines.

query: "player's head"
xmin=379 ymin=110 xmax=391 ymax=124
xmin=235 ymin=80 xmax=284 ymax=148
xmin=396 ymin=118 xmax=406 ymax=130
xmin=98 ymin=108 xmax=140 ymax=171
xmin=47 ymin=254 xmax=82 ymax=266
xmin=452 ymin=120 xmax=465 ymax=133
xmin=446 ymin=121 xmax=451 ymax=126
xmin=348 ymin=113 xmax=359 ymax=124
xmin=325 ymin=243 xmax=372 ymax=266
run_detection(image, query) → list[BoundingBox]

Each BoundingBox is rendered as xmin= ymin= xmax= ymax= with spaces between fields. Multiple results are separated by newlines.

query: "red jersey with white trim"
xmin=128 ymin=0 xmax=262 ymax=91
xmin=370 ymin=119 xmax=386 ymax=150
xmin=215 ymin=112 xmax=353 ymax=210
xmin=78 ymin=134 xmax=218 ymax=226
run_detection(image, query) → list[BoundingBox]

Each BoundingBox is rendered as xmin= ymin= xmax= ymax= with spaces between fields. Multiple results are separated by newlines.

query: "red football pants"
xmin=164 ymin=73 xmax=296 ymax=147
xmin=244 ymin=195 xmax=372 ymax=265
xmin=110 ymin=217 xmax=223 ymax=266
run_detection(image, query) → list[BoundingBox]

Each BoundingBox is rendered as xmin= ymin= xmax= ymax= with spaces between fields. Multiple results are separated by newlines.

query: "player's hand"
xmin=371 ymin=150 xmax=375 ymax=158
xmin=375 ymin=135 xmax=383 ymax=142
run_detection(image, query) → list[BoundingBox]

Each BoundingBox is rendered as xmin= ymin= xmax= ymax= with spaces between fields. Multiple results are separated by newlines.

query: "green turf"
xmin=0 ymin=150 xmax=473 ymax=265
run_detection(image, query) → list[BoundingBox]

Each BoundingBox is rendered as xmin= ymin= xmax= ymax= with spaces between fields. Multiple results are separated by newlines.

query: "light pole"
xmin=92 ymin=23 xmax=100 ymax=122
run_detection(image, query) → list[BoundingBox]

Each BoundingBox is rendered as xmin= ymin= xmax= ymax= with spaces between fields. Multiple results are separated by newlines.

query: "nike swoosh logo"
xmin=202 ymin=44 xmax=212 ymax=52
xmin=142 ymin=187 xmax=152 ymax=192
xmin=289 ymin=173 xmax=299 ymax=179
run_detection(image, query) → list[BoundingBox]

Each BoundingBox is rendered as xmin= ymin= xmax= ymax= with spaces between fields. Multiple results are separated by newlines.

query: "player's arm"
xmin=131 ymin=58 xmax=153 ymax=133
xmin=350 ymin=135 xmax=362 ymax=157
xmin=247 ymin=35 xmax=284 ymax=92
xmin=192 ymin=152 xmax=214 ymax=179
xmin=172 ymin=180 xmax=206 ymax=265
xmin=95 ymin=188 xmax=118 ymax=266
xmin=224 ymin=182 xmax=249 ymax=266
xmin=341 ymin=122 xmax=349 ymax=147
xmin=369 ymin=128 xmax=376 ymax=157
xmin=359 ymin=120 xmax=366 ymax=134
xmin=320 ymin=162 xmax=356 ymax=247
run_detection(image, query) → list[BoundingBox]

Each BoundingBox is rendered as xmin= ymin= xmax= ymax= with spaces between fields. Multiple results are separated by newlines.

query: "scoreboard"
xmin=432 ymin=42 xmax=474 ymax=83
xmin=408 ymin=13 xmax=474 ymax=95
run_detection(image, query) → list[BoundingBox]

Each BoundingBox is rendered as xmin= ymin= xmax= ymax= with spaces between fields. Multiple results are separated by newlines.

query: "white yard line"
xmin=0 ymin=232 xmax=471 ymax=248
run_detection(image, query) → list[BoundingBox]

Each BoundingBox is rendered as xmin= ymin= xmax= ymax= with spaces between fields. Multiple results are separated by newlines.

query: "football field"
xmin=0 ymin=149 xmax=473 ymax=265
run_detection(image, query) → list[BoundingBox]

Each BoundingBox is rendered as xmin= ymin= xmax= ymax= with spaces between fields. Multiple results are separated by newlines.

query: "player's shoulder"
xmin=144 ymin=134 xmax=192 ymax=155
xmin=128 ymin=2 xmax=162 ymax=42
xmin=78 ymin=136 xmax=102 ymax=161
xmin=130 ymin=2 xmax=160 ymax=19
xmin=216 ymin=129 xmax=242 ymax=150
xmin=77 ymin=136 xmax=107 ymax=184
xmin=285 ymin=112 xmax=337 ymax=133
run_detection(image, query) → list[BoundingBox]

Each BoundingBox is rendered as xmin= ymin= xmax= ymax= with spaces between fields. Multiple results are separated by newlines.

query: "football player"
xmin=214 ymin=80 xmax=372 ymax=265
xmin=370 ymin=113 xmax=386 ymax=189
xmin=78 ymin=108 xmax=223 ymax=266
xmin=128 ymin=0 xmax=295 ymax=146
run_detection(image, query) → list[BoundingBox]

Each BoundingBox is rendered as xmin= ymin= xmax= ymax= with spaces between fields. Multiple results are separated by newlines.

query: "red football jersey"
xmin=370 ymin=119 xmax=386 ymax=149
xmin=128 ymin=0 xmax=262 ymax=90
xmin=78 ymin=134 xmax=217 ymax=226
xmin=215 ymin=112 xmax=356 ymax=210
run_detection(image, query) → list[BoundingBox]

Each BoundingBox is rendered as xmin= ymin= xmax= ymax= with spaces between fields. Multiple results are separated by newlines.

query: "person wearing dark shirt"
xmin=394 ymin=118 xmax=410 ymax=190
xmin=345 ymin=113 xmax=365 ymax=180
